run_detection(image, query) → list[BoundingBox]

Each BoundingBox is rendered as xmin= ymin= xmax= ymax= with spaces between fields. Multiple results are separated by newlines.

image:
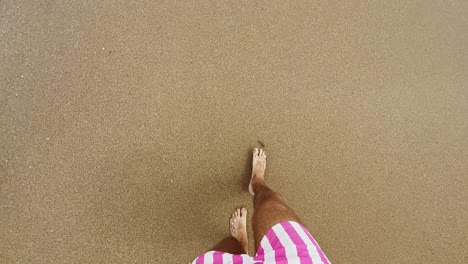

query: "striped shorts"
xmin=192 ymin=221 xmax=330 ymax=264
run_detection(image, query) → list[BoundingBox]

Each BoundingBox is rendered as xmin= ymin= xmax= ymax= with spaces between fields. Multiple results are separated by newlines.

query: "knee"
xmin=255 ymin=193 xmax=288 ymax=210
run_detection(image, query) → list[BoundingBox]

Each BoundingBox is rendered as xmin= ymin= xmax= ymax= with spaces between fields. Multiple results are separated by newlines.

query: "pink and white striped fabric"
xmin=192 ymin=221 xmax=330 ymax=264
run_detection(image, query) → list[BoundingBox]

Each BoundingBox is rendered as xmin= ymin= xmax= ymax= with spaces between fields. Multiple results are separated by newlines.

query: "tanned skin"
xmin=212 ymin=148 xmax=301 ymax=255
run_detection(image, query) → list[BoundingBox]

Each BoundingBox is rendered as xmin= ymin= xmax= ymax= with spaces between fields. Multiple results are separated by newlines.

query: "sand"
xmin=1 ymin=0 xmax=467 ymax=263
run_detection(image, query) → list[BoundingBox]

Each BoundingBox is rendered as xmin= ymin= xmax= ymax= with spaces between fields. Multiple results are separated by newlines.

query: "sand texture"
xmin=1 ymin=1 xmax=467 ymax=263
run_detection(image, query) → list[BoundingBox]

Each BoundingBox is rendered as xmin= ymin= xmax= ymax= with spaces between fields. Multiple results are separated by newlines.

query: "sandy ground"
xmin=1 ymin=0 xmax=467 ymax=263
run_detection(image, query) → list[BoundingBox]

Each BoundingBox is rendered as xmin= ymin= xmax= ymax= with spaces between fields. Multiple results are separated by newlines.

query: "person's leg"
xmin=211 ymin=237 xmax=245 ymax=255
xmin=249 ymin=148 xmax=301 ymax=250
xmin=212 ymin=208 xmax=249 ymax=254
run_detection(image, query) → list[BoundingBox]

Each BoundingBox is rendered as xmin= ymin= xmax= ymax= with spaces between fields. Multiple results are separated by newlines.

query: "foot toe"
xmin=241 ymin=208 xmax=247 ymax=217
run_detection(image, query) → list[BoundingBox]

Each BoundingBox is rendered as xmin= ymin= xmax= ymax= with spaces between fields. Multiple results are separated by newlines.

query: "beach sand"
xmin=1 ymin=1 xmax=467 ymax=263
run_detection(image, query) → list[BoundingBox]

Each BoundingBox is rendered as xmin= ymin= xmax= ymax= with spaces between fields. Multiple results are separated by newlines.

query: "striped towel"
xmin=192 ymin=221 xmax=330 ymax=264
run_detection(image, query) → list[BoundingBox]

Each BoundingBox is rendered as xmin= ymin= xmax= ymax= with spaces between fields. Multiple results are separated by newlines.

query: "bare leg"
xmin=249 ymin=148 xmax=301 ymax=250
xmin=212 ymin=236 xmax=245 ymax=255
xmin=212 ymin=208 xmax=249 ymax=254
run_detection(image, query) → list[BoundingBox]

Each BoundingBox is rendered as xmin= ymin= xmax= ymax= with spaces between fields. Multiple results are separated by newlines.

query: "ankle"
xmin=252 ymin=168 xmax=265 ymax=178
xmin=252 ymin=180 xmax=267 ymax=194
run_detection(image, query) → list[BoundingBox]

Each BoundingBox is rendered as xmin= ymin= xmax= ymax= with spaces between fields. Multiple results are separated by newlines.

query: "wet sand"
xmin=1 ymin=1 xmax=467 ymax=263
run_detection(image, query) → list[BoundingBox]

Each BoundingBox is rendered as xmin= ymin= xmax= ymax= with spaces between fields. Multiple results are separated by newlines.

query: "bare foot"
xmin=230 ymin=208 xmax=248 ymax=254
xmin=248 ymin=148 xmax=266 ymax=195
